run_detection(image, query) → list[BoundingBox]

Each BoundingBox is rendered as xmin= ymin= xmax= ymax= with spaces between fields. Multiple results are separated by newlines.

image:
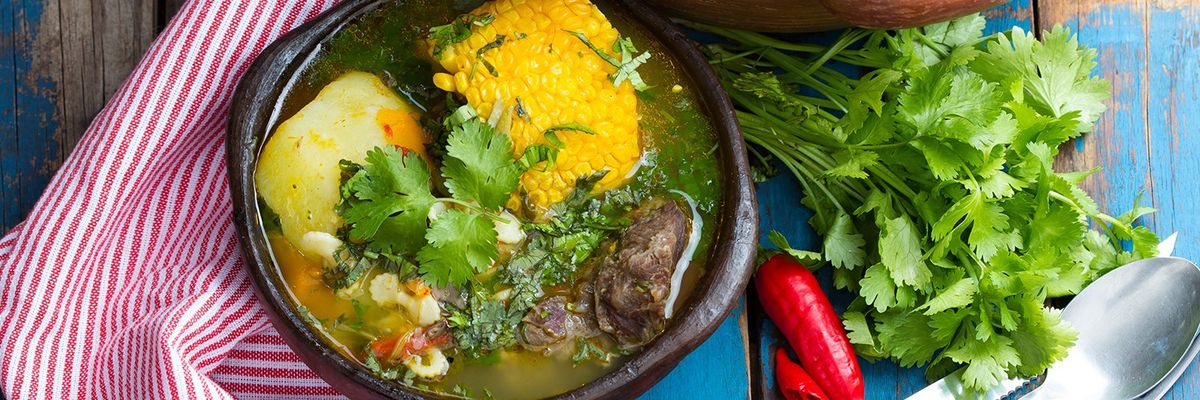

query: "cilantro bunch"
xmin=337 ymin=105 xmax=524 ymax=289
xmin=689 ymin=15 xmax=1159 ymax=391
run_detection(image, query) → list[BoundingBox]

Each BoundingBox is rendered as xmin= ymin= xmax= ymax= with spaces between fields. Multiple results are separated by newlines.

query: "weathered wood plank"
xmin=0 ymin=0 xmax=160 ymax=233
xmin=96 ymin=0 xmax=158 ymax=99
xmin=12 ymin=0 xmax=65 ymax=231
xmin=0 ymin=0 xmax=19 ymax=229
xmin=1038 ymin=0 xmax=1200 ymax=398
xmin=751 ymin=2 xmax=1035 ymax=398
xmin=59 ymin=0 xmax=106 ymax=150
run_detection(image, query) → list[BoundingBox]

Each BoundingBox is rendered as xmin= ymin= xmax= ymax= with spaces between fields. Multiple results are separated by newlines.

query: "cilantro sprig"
xmin=691 ymin=15 xmax=1158 ymax=392
xmin=568 ymin=31 xmax=652 ymax=92
xmin=427 ymin=13 xmax=495 ymax=57
xmin=338 ymin=106 xmax=522 ymax=289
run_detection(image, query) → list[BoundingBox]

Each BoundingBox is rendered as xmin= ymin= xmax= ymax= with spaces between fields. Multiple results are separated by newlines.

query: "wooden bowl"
xmin=647 ymin=0 xmax=1003 ymax=32
xmin=647 ymin=0 xmax=845 ymax=32
xmin=818 ymin=0 xmax=1004 ymax=29
xmin=225 ymin=0 xmax=759 ymax=398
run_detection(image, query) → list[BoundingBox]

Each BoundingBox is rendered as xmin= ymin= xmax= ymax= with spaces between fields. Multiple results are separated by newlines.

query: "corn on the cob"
xmin=429 ymin=0 xmax=641 ymax=210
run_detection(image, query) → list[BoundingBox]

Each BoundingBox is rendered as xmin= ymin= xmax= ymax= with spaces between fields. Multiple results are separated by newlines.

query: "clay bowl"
xmin=646 ymin=0 xmax=1003 ymax=32
xmin=225 ymin=0 xmax=758 ymax=398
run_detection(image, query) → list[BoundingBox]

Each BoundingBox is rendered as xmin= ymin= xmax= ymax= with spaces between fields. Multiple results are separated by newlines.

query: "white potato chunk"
xmin=404 ymin=348 xmax=449 ymax=379
xmin=256 ymin=71 xmax=418 ymax=247
xmin=369 ymin=273 xmax=441 ymax=326
xmin=494 ymin=210 xmax=525 ymax=244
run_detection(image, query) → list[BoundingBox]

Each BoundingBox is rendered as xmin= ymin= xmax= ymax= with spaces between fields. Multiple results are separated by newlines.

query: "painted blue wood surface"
xmin=5 ymin=0 xmax=57 ymax=231
xmin=0 ymin=0 xmax=18 ymax=229
xmin=1145 ymin=5 xmax=1200 ymax=398
xmin=642 ymin=301 xmax=749 ymax=400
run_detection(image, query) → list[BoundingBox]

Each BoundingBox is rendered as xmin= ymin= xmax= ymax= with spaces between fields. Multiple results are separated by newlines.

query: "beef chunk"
xmin=522 ymin=295 xmax=601 ymax=350
xmin=523 ymin=296 xmax=570 ymax=347
xmin=594 ymin=201 xmax=688 ymax=346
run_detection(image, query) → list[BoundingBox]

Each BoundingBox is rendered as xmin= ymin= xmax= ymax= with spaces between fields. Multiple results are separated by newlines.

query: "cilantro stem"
xmin=678 ymin=20 xmax=883 ymax=68
xmin=436 ymin=198 xmax=515 ymax=225
xmin=759 ymin=49 xmax=849 ymax=109
xmin=1048 ymin=190 xmax=1121 ymax=243
xmin=805 ymin=29 xmax=872 ymax=75
xmin=865 ymin=165 xmax=918 ymax=199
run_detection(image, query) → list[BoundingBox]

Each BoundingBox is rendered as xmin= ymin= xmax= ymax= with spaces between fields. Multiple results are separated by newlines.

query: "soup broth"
xmin=257 ymin=0 xmax=722 ymax=398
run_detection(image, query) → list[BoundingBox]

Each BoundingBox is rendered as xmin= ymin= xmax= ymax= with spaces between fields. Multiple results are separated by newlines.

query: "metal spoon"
xmin=1020 ymin=256 xmax=1200 ymax=399
xmin=1135 ymin=328 xmax=1200 ymax=400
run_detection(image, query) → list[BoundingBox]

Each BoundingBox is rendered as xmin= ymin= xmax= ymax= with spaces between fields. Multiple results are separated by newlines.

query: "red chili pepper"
xmin=757 ymin=254 xmax=864 ymax=400
xmin=775 ymin=347 xmax=828 ymax=400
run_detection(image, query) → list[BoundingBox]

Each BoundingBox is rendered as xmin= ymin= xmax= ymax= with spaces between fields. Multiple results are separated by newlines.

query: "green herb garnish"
xmin=427 ymin=13 xmax=495 ymax=57
xmin=567 ymin=31 xmax=651 ymax=92
xmin=571 ymin=338 xmax=611 ymax=366
xmin=339 ymin=106 xmax=520 ymax=289
xmin=691 ymin=14 xmax=1158 ymax=392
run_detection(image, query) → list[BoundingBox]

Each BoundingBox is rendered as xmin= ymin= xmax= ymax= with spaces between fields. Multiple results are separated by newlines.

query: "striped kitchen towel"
xmin=0 ymin=1 xmax=348 ymax=399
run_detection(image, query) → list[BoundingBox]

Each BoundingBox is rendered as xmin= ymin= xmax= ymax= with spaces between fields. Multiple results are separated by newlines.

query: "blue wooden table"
xmin=1 ymin=0 xmax=1197 ymax=399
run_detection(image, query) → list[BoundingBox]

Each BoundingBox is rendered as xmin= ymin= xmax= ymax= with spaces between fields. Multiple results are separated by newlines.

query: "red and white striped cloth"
xmin=0 ymin=1 xmax=350 ymax=398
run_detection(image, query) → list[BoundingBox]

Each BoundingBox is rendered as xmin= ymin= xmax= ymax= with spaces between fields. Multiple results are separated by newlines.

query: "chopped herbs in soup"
xmin=255 ymin=0 xmax=721 ymax=397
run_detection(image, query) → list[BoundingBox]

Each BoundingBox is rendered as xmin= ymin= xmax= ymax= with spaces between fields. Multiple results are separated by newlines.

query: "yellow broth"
xmin=260 ymin=0 xmax=723 ymax=398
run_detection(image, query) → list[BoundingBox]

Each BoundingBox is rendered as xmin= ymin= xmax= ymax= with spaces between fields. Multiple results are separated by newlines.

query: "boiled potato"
xmin=256 ymin=71 xmax=427 ymax=251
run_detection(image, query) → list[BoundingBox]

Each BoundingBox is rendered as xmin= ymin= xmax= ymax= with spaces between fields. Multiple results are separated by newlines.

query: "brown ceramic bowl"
xmin=226 ymin=0 xmax=758 ymax=398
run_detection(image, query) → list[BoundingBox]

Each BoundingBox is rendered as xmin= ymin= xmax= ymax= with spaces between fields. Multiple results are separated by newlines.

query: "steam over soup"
xmin=255 ymin=0 xmax=721 ymax=398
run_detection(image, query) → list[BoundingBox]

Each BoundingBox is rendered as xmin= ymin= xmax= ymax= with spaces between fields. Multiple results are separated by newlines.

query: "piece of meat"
xmin=430 ymin=284 xmax=467 ymax=310
xmin=523 ymin=296 xmax=570 ymax=347
xmin=593 ymin=201 xmax=688 ymax=346
xmin=522 ymin=295 xmax=602 ymax=351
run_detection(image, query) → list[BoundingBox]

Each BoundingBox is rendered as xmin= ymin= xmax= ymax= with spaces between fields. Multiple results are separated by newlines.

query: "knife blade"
xmin=904 ymin=369 xmax=1033 ymax=400
xmin=1158 ymin=232 xmax=1178 ymax=258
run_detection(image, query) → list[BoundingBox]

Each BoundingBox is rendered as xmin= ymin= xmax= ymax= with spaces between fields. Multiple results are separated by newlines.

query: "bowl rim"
xmin=225 ymin=0 xmax=759 ymax=398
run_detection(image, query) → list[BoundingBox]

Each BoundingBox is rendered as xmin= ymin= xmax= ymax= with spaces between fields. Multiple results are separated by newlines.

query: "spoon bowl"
xmin=1027 ymin=257 xmax=1200 ymax=399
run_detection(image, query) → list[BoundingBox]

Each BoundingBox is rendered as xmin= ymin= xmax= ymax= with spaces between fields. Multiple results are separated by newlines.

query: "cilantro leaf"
xmin=1008 ymin=302 xmax=1076 ymax=377
xmin=342 ymin=147 xmax=435 ymax=256
xmin=842 ymin=311 xmax=876 ymax=347
xmin=825 ymin=149 xmax=880 ymax=179
xmin=921 ymin=277 xmax=977 ymax=315
xmin=971 ymin=26 xmax=1109 ymax=133
xmin=824 ymin=212 xmax=866 ymax=269
xmin=880 ymin=215 xmax=931 ymax=288
xmin=860 ymin=263 xmax=897 ymax=312
xmin=442 ymin=118 xmax=520 ymax=210
xmin=416 ymin=209 xmax=499 ymax=288
xmin=875 ymin=310 xmax=944 ymax=367
xmin=428 ymin=13 xmax=495 ymax=57
xmin=944 ymin=333 xmax=1021 ymax=389
xmin=568 ymin=31 xmax=652 ymax=92
xmin=571 ymin=338 xmax=612 ymax=366
xmin=768 ymin=230 xmax=823 ymax=266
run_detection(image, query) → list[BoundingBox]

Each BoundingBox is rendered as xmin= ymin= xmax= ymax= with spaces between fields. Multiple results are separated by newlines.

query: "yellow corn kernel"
xmin=432 ymin=73 xmax=455 ymax=92
xmin=429 ymin=0 xmax=641 ymax=212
